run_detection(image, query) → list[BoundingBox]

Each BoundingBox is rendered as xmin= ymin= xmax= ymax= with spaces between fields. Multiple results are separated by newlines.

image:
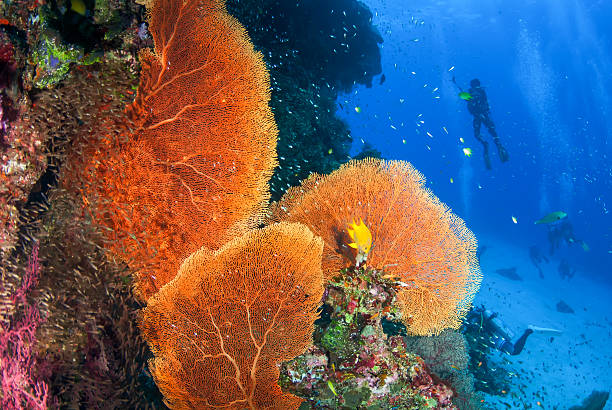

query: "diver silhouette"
xmin=464 ymin=306 xmax=533 ymax=356
xmin=547 ymin=219 xmax=589 ymax=256
xmin=461 ymin=305 xmax=562 ymax=395
xmin=454 ymin=77 xmax=509 ymax=169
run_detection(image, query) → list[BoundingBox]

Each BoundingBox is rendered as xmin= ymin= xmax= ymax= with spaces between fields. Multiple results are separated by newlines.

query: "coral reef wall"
xmin=0 ymin=0 xmax=484 ymax=407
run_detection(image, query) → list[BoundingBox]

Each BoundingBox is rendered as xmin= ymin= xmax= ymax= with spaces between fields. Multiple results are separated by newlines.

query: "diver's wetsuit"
xmin=496 ymin=327 xmax=534 ymax=356
xmin=468 ymin=86 xmax=497 ymax=140
xmin=465 ymin=306 xmax=533 ymax=356
xmin=466 ymin=81 xmax=508 ymax=169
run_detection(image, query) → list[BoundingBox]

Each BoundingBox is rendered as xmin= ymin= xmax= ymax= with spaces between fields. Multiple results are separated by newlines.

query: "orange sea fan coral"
xmin=140 ymin=222 xmax=324 ymax=409
xmin=66 ymin=0 xmax=278 ymax=301
xmin=270 ymin=158 xmax=481 ymax=336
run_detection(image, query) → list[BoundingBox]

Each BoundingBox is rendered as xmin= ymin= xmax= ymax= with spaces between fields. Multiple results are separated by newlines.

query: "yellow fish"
xmin=327 ymin=380 xmax=337 ymax=396
xmin=347 ymin=218 xmax=372 ymax=256
xmin=463 ymin=147 xmax=472 ymax=157
xmin=534 ymin=211 xmax=567 ymax=224
xmin=70 ymin=0 xmax=87 ymax=15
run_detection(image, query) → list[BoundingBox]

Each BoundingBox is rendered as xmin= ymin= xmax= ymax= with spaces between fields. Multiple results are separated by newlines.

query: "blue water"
xmin=337 ymin=0 xmax=611 ymax=282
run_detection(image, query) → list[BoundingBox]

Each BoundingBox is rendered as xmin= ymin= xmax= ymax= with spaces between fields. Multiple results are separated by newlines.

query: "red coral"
xmin=0 ymin=244 xmax=50 ymax=410
xmin=411 ymin=357 xmax=455 ymax=408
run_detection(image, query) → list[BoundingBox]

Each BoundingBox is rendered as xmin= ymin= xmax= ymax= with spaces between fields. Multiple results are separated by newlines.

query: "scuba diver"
xmin=547 ymin=219 xmax=589 ymax=255
xmin=453 ymin=77 xmax=509 ymax=169
xmin=462 ymin=305 xmax=562 ymax=395
xmin=534 ymin=211 xmax=589 ymax=255
xmin=464 ymin=305 xmax=534 ymax=356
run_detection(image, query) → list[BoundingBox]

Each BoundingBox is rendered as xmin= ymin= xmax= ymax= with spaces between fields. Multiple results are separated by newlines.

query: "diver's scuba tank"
xmin=484 ymin=309 xmax=515 ymax=347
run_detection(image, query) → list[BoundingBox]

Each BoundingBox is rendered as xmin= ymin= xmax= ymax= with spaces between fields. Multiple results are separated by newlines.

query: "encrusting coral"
xmin=140 ymin=222 xmax=324 ymax=409
xmin=66 ymin=0 xmax=278 ymax=301
xmin=280 ymin=265 xmax=457 ymax=408
xmin=270 ymin=158 xmax=482 ymax=336
xmin=404 ymin=330 xmax=482 ymax=408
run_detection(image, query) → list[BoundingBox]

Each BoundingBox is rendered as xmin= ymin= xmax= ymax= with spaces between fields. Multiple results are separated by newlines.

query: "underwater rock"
xmin=568 ymin=390 xmax=609 ymax=410
xmin=228 ymin=0 xmax=382 ymax=91
xmin=556 ymin=300 xmax=575 ymax=314
xmin=352 ymin=142 xmax=382 ymax=160
xmin=404 ymin=330 xmax=481 ymax=409
xmin=495 ymin=267 xmax=522 ymax=281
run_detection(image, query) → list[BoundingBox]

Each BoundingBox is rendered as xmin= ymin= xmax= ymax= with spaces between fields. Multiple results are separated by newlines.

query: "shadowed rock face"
xmin=568 ymin=390 xmax=609 ymax=410
xmin=227 ymin=0 xmax=383 ymax=198
xmin=229 ymin=0 xmax=382 ymax=91
xmin=274 ymin=0 xmax=383 ymax=91
xmin=556 ymin=300 xmax=575 ymax=314
xmin=495 ymin=267 xmax=522 ymax=281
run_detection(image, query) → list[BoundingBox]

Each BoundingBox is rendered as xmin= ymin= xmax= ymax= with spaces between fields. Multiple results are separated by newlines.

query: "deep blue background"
xmin=337 ymin=0 xmax=611 ymax=280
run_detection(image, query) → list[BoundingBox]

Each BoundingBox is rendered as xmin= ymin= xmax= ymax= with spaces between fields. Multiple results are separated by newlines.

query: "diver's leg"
xmin=474 ymin=116 xmax=491 ymax=169
xmin=483 ymin=114 xmax=499 ymax=139
xmin=510 ymin=328 xmax=534 ymax=355
xmin=484 ymin=115 xmax=509 ymax=162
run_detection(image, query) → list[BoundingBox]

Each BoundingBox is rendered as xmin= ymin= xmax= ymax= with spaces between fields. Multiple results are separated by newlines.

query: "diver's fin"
xmin=497 ymin=144 xmax=509 ymax=162
xmin=528 ymin=325 xmax=563 ymax=334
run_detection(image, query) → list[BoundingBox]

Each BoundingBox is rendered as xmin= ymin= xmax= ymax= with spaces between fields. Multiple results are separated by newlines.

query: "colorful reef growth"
xmin=0 ymin=244 xmax=48 ymax=410
xmin=140 ymin=222 xmax=325 ymax=409
xmin=280 ymin=266 xmax=456 ymax=408
xmin=0 ymin=39 xmax=47 ymax=257
xmin=270 ymin=159 xmax=480 ymax=408
xmin=65 ymin=0 xmax=278 ymax=301
xmin=271 ymin=158 xmax=482 ymax=337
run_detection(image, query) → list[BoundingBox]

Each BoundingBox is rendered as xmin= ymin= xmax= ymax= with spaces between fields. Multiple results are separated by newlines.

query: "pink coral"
xmin=0 ymin=244 xmax=49 ymax=409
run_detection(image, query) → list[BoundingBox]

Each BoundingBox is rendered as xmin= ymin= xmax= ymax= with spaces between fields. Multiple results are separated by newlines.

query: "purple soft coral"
xmin=0 ymin=244 xmax=50 ymax=410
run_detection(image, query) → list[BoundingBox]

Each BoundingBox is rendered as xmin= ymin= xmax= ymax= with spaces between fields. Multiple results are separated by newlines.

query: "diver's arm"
xmin=451 ymin=76 xmax=464 ymax=92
